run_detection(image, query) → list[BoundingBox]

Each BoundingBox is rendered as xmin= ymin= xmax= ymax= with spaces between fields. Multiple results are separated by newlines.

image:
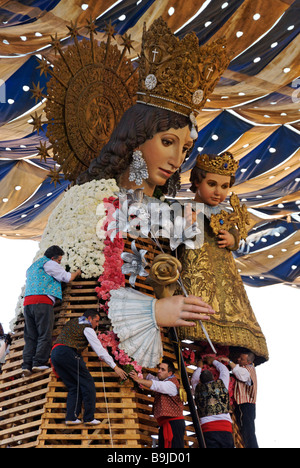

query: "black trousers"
xmin=51 ymin=345 xmax=96 ymax=422
xmin=158 ymin=419 xmax=186 ymax=449
xmin=235 ymin=403 xmax=259 ymax=448
xmin=204 ymin=431 xmax=235 ymax=448
xmin=22 ymin=303 xmax=54 ymax=369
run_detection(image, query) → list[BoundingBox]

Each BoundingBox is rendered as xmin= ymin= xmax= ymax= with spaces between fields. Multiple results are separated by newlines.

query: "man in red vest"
xmin=130 ymin=358 xmax=185 ymax=448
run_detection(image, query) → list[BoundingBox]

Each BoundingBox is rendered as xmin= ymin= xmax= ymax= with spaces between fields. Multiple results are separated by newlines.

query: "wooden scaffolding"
xmin=0 ymin=279 xmax=198 ymax=448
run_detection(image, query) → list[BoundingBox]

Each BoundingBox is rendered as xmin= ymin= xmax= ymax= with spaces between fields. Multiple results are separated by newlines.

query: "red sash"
xmin=24 ymin=295 xmax=53 ymax=306
xmin=50 ymin=343 xmax=65 ymax=378
xmin=201 ymin=420 xmax=233 ymax=433
xmin=157 ymin=416 xmax=185 ymax=448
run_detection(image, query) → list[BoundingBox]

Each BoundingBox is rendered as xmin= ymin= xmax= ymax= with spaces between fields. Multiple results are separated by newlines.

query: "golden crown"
xmin=196 ymin=152 xmax=239 ymax=176
xmin=137 ymin=17 xmax=231 ymax=134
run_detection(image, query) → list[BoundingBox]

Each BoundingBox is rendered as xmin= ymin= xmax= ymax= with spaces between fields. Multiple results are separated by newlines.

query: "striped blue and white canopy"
xmin=0 ymin=0 xmax=299 ymax=288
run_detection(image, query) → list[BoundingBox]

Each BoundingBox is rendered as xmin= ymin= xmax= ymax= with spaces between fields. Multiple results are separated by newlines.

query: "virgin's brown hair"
xmin=77 ymin=104 xmax=193 ymax=192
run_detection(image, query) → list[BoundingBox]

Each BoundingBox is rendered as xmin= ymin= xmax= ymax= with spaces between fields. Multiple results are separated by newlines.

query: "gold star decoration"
xmin=48 ymin=167 xmax=62 ymax=187
xmin=30 ymin=82 xmax=45 ymax=104
xmin=30 ymin=111 xmax=45 ymax=135
xmin=37 ymin=141 xmax=52 ymax=162
xmin=66 ymin=20 xmax=80 ymax=39
xmin=36 ymin=56 xmax=51 ymax=78
xmin=120 ymin=33 xmax=135 ymax=54
xmin=50 ymin=33 xmax=62 ymax=55
xmin=86 ymin=16 xmax=98 ymax=37
xmin=104 ymin=20 xmax=117 ymax=40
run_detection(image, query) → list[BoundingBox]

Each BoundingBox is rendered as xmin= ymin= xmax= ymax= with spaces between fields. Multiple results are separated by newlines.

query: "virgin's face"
xmin=194 ymin=173 xmax=231 ymax=206
xmin=122 ymin=125 xmax=193 ymax=196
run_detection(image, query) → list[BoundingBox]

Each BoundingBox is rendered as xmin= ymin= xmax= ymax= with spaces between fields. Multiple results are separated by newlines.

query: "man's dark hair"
xmin=246 ymin=352 xmax=255 ymax=364
xmin=162 ymin=358 xmax=176 ymax=375
xmin=44 ymin=245 xmax=65 ymax=259
xmin=200 ymin=370 xmax=214 ymax=385
xmin=83 ymin=309 xmax=100 ymax=320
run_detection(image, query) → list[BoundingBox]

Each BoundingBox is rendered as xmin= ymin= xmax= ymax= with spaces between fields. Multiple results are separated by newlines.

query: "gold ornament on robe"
xmin=210 ymin=193 xmax=251 ymax=241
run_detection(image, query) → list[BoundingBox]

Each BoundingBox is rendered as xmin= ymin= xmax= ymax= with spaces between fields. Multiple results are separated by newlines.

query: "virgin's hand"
xmin=155 ymin=295 xmax=214 ymax=328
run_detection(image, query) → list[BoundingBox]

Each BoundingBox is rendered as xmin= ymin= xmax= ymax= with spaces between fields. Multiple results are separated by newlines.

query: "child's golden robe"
xmin=178 ymin=215 xmax=269 ymax=363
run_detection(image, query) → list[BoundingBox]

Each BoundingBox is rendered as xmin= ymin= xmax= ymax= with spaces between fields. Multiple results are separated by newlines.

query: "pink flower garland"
xmin=95 ymin=197 xmax=125 ymax=313
xmin=96 ymin=196 xmax=142 ymax=374
xmin=98 ymin=330 xmax=142 ymax=374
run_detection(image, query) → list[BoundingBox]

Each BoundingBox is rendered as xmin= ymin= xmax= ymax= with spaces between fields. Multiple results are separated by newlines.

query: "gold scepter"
xmin=147 ymin=253 xmax=207 ymax=448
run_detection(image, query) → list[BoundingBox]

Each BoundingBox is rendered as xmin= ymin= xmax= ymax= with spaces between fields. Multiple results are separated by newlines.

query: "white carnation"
xmin=36 ymin=179 xmax=119 ymax=279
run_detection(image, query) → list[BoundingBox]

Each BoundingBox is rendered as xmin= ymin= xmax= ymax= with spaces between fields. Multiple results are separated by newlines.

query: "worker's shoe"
xmin=32 ymin=366 xmax=50 ymax=372
xmin=65 ymin=419 xmax=82 ymax=425
xmin=84 ymin=419 xmax=101 ymax=426
xmin=22 ymin=368 xmax=32 ymax=377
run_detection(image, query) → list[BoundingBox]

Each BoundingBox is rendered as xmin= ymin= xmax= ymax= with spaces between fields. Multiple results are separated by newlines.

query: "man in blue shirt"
xmin=22 ymin=245 xmax=81 ymax=376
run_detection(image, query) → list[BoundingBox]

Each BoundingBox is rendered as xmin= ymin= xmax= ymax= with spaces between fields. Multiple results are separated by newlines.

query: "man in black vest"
xmin=191 ymin=356 xmax=234 ymax=448
xmin=51 ymin=309 xmax=127 ymax=425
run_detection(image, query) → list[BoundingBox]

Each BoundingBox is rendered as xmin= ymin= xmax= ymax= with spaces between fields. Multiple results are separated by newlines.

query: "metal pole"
xmin=169 ymin=327 xmax=206 ymax=449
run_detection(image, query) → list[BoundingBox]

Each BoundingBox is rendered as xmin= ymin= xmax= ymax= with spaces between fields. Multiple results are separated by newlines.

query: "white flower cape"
xmin=35 ymin=178 xmax=119 ymax=278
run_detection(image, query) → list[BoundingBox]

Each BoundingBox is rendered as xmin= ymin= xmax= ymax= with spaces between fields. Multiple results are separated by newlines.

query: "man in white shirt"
xmin=22 ymin=245 xmax=81 ymax=376
xmin=130 ymin=359 xmax=185 ymax=448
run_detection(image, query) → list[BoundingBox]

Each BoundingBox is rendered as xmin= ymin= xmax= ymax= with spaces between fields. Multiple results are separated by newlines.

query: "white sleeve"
xmin=191 ymin=367 xmax=202 ymax=394
xmin=108 ymin=288 xmax=163 ymax=368
xmin=84 ymin=328 xmax=116 ymax=369
xmin=0 ymin=340 xmax=6 ymax=363
xmin=44 ymin=260 xmax=72 ymax=283
xmin=146 ymin=374 xmax=158 ymax=382
xmin=149 ymin=379 xmax=178 ymax=397
xmin=213 ymin=360 xmax=230 ymax=389
xmin=232 ymin=365 xmax=252 ymax=386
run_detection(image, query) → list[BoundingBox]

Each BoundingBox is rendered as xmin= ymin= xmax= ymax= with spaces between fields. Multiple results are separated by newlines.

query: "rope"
xmin=74 ymin=354 xmax=81 ymax=420
xmin=101 ymin=363 xmax=114 ymax=447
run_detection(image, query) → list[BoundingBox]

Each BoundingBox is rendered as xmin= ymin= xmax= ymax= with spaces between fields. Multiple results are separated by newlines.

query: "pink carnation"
xmin=96 ymin=197 xmax=143 ymax=377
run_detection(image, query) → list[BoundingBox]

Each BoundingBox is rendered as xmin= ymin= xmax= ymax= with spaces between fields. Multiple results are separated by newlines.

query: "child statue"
xmin=178 ymin=152 xmax=268 ymax=363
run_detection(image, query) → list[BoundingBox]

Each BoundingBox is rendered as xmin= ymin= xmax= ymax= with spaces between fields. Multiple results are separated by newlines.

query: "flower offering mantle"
xmin=37 ymin=179 xmax=119 ymax=279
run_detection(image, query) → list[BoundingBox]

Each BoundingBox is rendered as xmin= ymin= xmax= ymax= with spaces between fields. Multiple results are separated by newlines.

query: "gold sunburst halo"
xmin=32 ymin=18 xmax=138 ymax=182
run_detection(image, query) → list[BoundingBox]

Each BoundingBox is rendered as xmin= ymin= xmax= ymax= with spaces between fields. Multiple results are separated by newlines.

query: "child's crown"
xmin=196 ymin=152 xmax=239 ymax=177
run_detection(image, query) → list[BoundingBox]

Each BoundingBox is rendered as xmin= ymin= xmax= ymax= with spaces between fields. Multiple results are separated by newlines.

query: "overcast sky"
xmin=0 ymin=236 xmax=299 ymax=448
